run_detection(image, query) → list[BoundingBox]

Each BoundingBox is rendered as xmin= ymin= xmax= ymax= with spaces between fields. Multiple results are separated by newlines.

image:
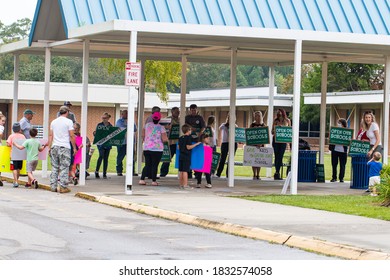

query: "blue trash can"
xmin=298 ymin=151 xmax=317 ymax=182
xmin=350 ymin=154 xmax=369 ymax=189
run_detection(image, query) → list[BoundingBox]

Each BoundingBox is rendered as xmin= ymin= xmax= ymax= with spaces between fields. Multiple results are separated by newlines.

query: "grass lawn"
xmin=238 ymin=195 xmax=390 ymax=221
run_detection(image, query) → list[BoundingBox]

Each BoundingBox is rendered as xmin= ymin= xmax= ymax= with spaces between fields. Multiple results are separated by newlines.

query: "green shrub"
xmin=378 ymin=164 xmax=390 ymax=207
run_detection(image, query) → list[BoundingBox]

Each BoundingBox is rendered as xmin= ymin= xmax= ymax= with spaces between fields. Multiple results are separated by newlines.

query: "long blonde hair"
xmin=253 ymin=111 xmax=264 ymax=124
xmin=362 ymin=111 xmax=376 ymax=131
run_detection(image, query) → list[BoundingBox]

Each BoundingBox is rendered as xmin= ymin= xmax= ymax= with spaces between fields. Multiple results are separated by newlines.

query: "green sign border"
xmin=245 ymin=126 xmax=270 ymax=145
xmin=329 ymin=126 xmax=354 ymax=146
xmin=275 ymin=126 xmax=292 ymax=143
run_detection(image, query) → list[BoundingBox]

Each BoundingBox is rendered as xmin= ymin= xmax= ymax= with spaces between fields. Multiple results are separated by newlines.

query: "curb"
xmin=2 ymin=175 xmax=389 ymax=260
xmin=75 ymin=192 xmax=390 ymax=260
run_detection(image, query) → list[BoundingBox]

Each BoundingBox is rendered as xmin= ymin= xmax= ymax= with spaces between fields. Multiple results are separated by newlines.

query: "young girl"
xmin=0 ymin=113 xmax=6 ymax=187
xmin=194 ymin=134 xmax=213 ymax=188
xmin=205 ymin=115 xmax=217 ymax=152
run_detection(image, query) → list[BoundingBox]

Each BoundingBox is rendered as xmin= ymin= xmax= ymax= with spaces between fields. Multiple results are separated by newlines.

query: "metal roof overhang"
xmin=1 ymin=20 xmax=390 ymax=65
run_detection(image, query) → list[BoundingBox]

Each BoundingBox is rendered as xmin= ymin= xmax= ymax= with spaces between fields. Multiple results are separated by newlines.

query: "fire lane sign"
xmin=125 ymin=62 xmax=141 ymax=87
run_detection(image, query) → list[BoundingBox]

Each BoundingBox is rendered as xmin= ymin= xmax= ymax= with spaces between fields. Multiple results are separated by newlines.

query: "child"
xmin=367 ymin=152 xmax=382 ymax=196
xmin=6 ymin=123 xmax=26 ymax=188
xmin=194 ymin=134 xmax=212 ymax=188
xmin=178 ymin=124 xmax=201 ymax=189
xmin=0 ymin=112 xmax=6 ymax=187
xmin=13 ymin=128 xmax=47 ymax=189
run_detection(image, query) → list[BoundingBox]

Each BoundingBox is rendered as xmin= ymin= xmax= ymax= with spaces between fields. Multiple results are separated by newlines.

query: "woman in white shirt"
xmin=362 ymin=111 xmax=382 ymax=158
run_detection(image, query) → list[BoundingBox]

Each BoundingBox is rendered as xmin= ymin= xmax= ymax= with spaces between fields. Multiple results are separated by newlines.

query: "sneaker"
xmin=182 ymin=185 xmax=193 ymax=190
xmin=13 ymin=183 xmax=19 ymax=188
xmin=365 ymin=189 xmax=371 ymax=193
xmin=57 ymin=186 xmax=71 ymax=193
xmin=330 ymin=179 xmax=337 ymax=182
xmin=205 ymin=184 xmax=212 ymax=188
xmin=103 ymin=174 xmax=108 ymax=179
xmin=196 ymin=184 xmax=201 ymax=188
xmin=370 ymin=193 xmax=378 ymax=197
xmin=95 ymin=172 xmax=100 ymax=179
xmin=72 ymin=177 xmax=78 ymax=185
xmin=25 ymin=184 xmax=31 ymax=188
xmin=117 ymin=173 xmax=123 ymax=176
xmin=340 ymin=180 xmax=344 ymax=183
xmin=33 ymin=180 xmax=39 ymax=189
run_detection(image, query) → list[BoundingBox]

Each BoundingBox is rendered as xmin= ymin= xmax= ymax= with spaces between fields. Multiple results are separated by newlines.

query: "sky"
xmin=0 ymin=0 xmax=37 ymax=25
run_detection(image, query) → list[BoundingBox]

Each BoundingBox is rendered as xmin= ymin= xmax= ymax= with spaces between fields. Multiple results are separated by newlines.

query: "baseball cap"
xmin=12 ymin=122 xmax=21 ymax=133
xmin=64 ymin=101 xmax=72 ymax=106
xmin=152 ymin=112 xmax=161 ymax=121
xmin=24 ymin=109 xmax=35 ymax=115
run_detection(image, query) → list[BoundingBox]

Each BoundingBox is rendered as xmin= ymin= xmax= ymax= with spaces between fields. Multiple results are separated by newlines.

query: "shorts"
xmin=11 ymin=160 xmax=23 ymax=170
xmin=369 ymin=176 xmax=380 ymax=187
xmin=27 ymin=160 xmax=38 ymax=172
xmin=179 ymin=160 xmax=191 ymax=172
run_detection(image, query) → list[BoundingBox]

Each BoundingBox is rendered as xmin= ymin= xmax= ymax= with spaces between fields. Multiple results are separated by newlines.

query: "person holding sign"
xmin=249 ymin=111 xmax=265 ymax=180
xmin=94 ymin=113 xmax=113 ymax=179
xmin=362 ymin=111 xmax=382 ymax=159
xmin=271 ymin=109 xmax=291 ymax=180
xmin=194 ymin=134 xmax=213 ymax=188
xmin=205 ymin=116 xmax=217 ymax=152
xmin=139 ymin=112 xmax=168 ymax=186
xmin=216 ymin=114 xmax=238 ymax=178
xmin=329 ymin=118 xmax=348 ymax=183
xmin=160 ymin=107 xmax=180 ymax=177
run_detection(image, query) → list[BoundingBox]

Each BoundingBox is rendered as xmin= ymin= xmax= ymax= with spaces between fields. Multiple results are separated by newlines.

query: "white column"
xmin=79 ymin=40 xmax=89 ymax=186
xmin=267 ymin=66 xmax=275 ymax=178
xmin=319 ymin=62 xmax=328 ymax=164
xmin=290 ymin=40 xmax=303 ymax=195
xmin=228 ymin=48 xmax=237 ymax=187
xmin=180 ymin=55 xmax=187 ymax=131
xmin=383 ymin=56 xmax=390 ymax=164
xmin=42 ymin=48 xmax=51 ymax=178
xmin=125 ymin=31 xmax=138 ymax=195
xmin=354 ymin=105 xmax=360 ymax=135
xmin=137 ymin=59 xmax=146 ymax=174
xmin=115 ymin=104 xmax=121 ymax=123
xmin=12 ymin=54 xmax=20 ymax=123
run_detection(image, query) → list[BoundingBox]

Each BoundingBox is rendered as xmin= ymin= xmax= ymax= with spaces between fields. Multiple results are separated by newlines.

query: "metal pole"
xmin=12 ymin=54 xmax=20 ymax=124
xmin=228 ymin=48 xmax=237 ymax=187
xmin=267 ymin=66 xmax=275 ymax=178
xmin=42 ymin=48 xmax=51 ymax=178
xmin=125 ymin=31 xmax=138 ymax=195
xmin=180 ymin=55 xmax=187 ymax=132
xmin=290 ymin=40 xmax=302 ymax=195
xmin=383 ymin=56 xmax=390 ymax=164
xmin=137 ymin=59 xmax=146 ymax=175
xmin=79 ymin=39 xmax=90 ymax=186
xmin=319 ymin=62 xmax=328 ymax=164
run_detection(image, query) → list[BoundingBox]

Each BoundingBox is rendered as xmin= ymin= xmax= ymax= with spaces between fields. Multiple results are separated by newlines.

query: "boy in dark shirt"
xmin=178 ymin=124 xmax=201 ymax=189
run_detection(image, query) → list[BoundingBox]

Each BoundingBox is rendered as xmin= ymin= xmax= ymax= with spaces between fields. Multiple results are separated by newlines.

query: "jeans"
xmin=216 ymin=142 xmax=238 ymax=177
xmin=272 ymin=141 xmax=287 ymax=174
xmin=141 ymin=150 xmax=163 ymax=182
xmin=96 ymin=146 xmax=111 ymax=175
xmin=331 ymin=151 xmax=347 ymax=180
xmin=116 ymin=144 xmax=127 ymax=173
xmin=160 ymin=144 xmax=177 ymax=176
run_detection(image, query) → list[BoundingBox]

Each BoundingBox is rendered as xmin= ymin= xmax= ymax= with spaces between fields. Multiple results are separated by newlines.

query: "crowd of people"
xmin=0 ymin=103 xmax=385 ymax=193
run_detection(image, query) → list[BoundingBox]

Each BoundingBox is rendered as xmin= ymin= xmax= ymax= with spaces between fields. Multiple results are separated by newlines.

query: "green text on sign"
xmin=245 ymin=126 xmax=270 ymax=145
xmin=235 ymin=128 xmax=246 ymax=143
xmin=329 ymin=127 xmax=354 ymax=146
xmin=169 ymin=124 xmax=180 ymax=140
xmin=161 ymin=143 xmax=171 ymax=162
xmin=93 ymin=126 xmax=127 ymax=146
xmin=349 ymin=140 xmax=370 ymax=156
xmin=275 ymin=126 xmax=292 ymax=143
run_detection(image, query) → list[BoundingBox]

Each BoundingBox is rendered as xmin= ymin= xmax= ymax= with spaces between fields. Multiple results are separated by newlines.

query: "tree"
xmin=99 ymin=58 xmax=182 ymax=102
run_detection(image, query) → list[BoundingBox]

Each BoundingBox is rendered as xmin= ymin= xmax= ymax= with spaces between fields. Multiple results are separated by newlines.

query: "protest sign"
xmin=235 ymin=128 xmax=246 ymax=143
xmin=329 ymin=127 xmax=354 ymax=146
xmin=169 ymin=124 xmax=180 ymax=140
xmin=161 ymin=142 xmax=171 ymax=162
xmin=243 ymin=145 xmax=273 ymax=167
xmin=245 ymin=126 xmax=270 ymax=145
xmin=349 ymin=140 xmax=370 ymax=155
xmin=275 ymin=126 xmax=292 ymax=143
xmin=93 ymin=126 xmax=126 ymax=146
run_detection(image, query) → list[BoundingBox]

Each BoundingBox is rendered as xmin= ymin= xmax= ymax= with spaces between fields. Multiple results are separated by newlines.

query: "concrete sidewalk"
xmin=1 ymin=172 xmax=389 ymax=260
